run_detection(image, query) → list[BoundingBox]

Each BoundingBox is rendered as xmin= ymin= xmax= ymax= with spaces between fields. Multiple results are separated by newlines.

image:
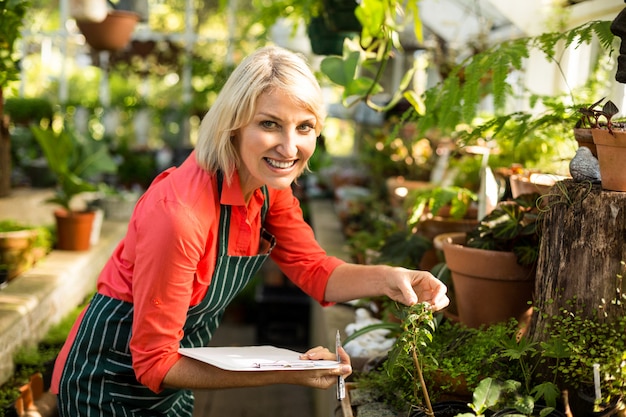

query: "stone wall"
xmin=0 ymin=221 xmax=126 ymax=385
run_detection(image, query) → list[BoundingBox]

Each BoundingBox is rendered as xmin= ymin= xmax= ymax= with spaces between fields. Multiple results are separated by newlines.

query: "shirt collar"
xmin=219 ymin=170 xmax=264 ymax=207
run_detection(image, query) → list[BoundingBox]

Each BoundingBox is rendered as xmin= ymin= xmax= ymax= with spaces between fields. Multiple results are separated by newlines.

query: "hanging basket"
xmin=307 ymin=16 xmax=355 ymax=56
xmin=77 ymin=10 xmax=139 ymax=51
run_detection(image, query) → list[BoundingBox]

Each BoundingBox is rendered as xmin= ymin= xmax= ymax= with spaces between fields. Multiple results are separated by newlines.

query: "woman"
xmin=51 ymin=45 xmax=449 ymax=416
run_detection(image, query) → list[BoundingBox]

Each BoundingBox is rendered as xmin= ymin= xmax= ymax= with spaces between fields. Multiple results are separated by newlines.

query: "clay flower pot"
xmin=76 ymin=10 xmax=139 ymax=51
xmin=591 ymin=128 xmax=626 ymax=192
xmin=573 ymin=127 xmax=597 ymax=157
xmin=54 ymin=209 xmax=96 ymax=251
xmin=437 ymin=232 xmax=535 ymax=329
xmin=0 ymin=228 xmax=39 ymax=280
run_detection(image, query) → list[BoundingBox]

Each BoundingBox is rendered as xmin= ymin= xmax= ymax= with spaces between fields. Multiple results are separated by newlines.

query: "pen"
xmin=336 ymin=329 xmax=345 ymax=400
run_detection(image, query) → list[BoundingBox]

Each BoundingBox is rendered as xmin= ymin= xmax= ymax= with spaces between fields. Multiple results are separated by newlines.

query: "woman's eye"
xmin=298 ymin=123 xmax=315 ymax=132
xmin=261 ymin=120 xmax=277 ymax=129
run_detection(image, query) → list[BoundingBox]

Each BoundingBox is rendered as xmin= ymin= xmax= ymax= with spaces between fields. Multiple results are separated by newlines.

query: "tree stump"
xmin=527 ymin=179 xmax=626 ymax=342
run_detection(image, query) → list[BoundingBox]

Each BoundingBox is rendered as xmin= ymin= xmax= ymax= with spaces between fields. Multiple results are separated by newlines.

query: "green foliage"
xmin=459 ymin=377 xmax=557 ymax=417
xmin=342 ymin=192 xmax=399 ymax=263
xmin=0 ymin=219 xmax=53 ymax=254
xmin=540 ymin=301 xmax=626 ymax=406
xmin=31 ymin=124 xmax=117 ymax=212
xmin=406 ymin=186 xmax=478 ymax=228
xmin=465 ymin=193 xmax=542 ymax=266
xmin=384 ymin=302 xmax=436 ymax=415
xmin=4 ymin=97 xmax=53 ymax=124
xmin=0 ymin=0 xmax=29 ymax=89
xmin=498 ymin=334 xmax=562 ymax=409
xmin=320 ymin=0 xmax=421 ymax=111
xmin=375 ymin=230 xmax=431 ymax=270
xmin=414 ymin=20 xmax=614 ymax=138
xmin=356 ymin=318 xmax=524 ymax=411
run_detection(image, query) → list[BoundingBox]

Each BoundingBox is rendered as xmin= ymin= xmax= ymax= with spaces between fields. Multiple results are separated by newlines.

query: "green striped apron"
xmin=57 ymin=177 xmax=274 ymax=416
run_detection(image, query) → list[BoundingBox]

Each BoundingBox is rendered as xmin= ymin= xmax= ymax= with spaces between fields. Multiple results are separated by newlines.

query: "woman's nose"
xmin=276 ymin=131 xmax=299 ymax=157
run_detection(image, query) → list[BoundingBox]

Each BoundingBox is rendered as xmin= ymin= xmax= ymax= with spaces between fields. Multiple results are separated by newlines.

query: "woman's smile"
xmin=264 ymin=157 xmax=298 ymax=169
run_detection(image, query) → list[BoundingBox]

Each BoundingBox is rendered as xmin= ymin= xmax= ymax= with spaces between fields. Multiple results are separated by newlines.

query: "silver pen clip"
xmin=253 ymin=360 xmax=316 ymax=368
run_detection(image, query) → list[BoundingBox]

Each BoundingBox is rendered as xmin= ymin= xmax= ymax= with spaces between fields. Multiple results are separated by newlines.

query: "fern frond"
xmin=414 ymin=20 xmax=614 ymax=138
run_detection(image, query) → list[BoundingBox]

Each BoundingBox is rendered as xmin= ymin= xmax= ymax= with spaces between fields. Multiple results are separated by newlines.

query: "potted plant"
xmin=31 ymin=124 xmax=117 ymax=251
xmin=348 ymin=311 xmax=527 ymax=415
xmin=588 ymin=99 xmax=626 ymax=192
xmin=0 ymin=219 xmax=52 ymax=282
xmin=573 ymin=97 xmax=608 ymax=157
xmin=437 ymin=193 xmax=542 ymax=329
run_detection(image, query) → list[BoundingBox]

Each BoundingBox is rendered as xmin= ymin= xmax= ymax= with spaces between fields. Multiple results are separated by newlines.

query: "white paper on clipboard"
xmin=178 ymin=345 xmax=340 ymax=371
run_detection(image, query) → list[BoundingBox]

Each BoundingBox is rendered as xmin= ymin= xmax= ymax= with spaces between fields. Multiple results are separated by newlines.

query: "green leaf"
xmin=532 ymin=382 xmax=560 ymax=409
xmin=469 ymin=378 xmax=504 ymax=414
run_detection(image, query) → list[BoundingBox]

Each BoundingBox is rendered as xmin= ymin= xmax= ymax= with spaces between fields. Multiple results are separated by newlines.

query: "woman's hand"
xmin=283 ymin=345 xmax=352 ymax=390
xmin=325 ymin=263 xmax=450 ymax=311
xmin=386 ymin=267 xmax=449 ymax=311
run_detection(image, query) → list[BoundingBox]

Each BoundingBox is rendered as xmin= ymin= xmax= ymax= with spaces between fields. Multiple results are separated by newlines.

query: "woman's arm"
xmin=324 ymin=263 xmax=450 ymax=311
xmin=161 ymin=346 xmax=352 ymax=391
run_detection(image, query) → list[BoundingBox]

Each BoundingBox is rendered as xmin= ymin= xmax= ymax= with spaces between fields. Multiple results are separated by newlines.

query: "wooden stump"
xmin=527 ymin=180 xmax=626 ymax=342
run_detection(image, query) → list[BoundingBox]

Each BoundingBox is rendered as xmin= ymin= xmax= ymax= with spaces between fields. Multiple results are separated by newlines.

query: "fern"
xmin=415 ymin=20 xmax=614 ymax=138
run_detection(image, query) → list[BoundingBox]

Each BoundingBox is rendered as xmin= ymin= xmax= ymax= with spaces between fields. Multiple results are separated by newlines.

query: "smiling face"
xmin=234 ymin=89 xmax=318 ymax=202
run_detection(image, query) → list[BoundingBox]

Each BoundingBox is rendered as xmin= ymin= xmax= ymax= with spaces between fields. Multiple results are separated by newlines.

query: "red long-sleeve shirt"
xmin=52 ymin=152 xmax=344 ymax=393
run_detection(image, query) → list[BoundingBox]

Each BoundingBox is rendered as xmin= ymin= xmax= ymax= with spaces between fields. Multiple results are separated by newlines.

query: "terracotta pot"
xmin=437 ymin=232 xmax=535 ymax=329
xmin=0 ymin=229 xmax=38 ymax=280
xmin=417 ymin=215 xmax=479 ymax=271
xmin=509 ymin=173 xmax=561 ymax=198
xmin=574 ymin=127 xmax=597 ymax=157
xmin=54 ymin=209 xmax=96 ymax=251
xmin=76 ymin=10 xmax=139 ymax=51
xmin=591 ymin=128 xmax=626 ymax=192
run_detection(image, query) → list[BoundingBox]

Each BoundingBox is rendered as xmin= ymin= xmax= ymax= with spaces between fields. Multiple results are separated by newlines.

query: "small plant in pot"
xmin=0 ymin=219 xmax=52 ymax=281
xmin=464 ymin=193 xmax=541 ymax=268
xmin=438 ymin=193 xmax=542 ymax=329
xmin=587 ymin=99 xmax=626 ymax=192
xmin=31 ymin=123 xmax=117 ymax=251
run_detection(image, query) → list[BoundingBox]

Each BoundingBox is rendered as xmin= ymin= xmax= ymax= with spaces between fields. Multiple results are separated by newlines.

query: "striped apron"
xmin=57 ymin=178 xmax=274 ymax=416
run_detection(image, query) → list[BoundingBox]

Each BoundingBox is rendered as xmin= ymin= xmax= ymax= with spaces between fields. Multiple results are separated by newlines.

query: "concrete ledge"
xmin=0 ymin=220 xmax=127 ymax=385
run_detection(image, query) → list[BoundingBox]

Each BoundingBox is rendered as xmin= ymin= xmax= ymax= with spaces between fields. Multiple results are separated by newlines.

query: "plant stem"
xmin=412 ymin=345 xmax=434 ymax=417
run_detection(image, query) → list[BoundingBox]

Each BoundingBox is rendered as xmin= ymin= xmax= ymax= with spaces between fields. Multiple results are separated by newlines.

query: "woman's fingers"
xmin=292 ymin=345 xmax=352 ymax=389
xmin=299 ymin=346 xmax=332 ymax=360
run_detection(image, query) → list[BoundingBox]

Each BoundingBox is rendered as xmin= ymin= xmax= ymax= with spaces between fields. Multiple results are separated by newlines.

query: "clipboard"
xmin=178 ymin=345 xmax=340 ymax=371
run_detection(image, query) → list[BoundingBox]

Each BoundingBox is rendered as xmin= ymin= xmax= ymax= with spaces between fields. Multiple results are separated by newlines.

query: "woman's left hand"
xmin=287 ymin=345 xmax=351 ymax=390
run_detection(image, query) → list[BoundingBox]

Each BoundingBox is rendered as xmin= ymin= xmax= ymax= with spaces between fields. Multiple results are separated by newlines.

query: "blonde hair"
xmin=195 ymin=46 xmax=326 ymax=182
